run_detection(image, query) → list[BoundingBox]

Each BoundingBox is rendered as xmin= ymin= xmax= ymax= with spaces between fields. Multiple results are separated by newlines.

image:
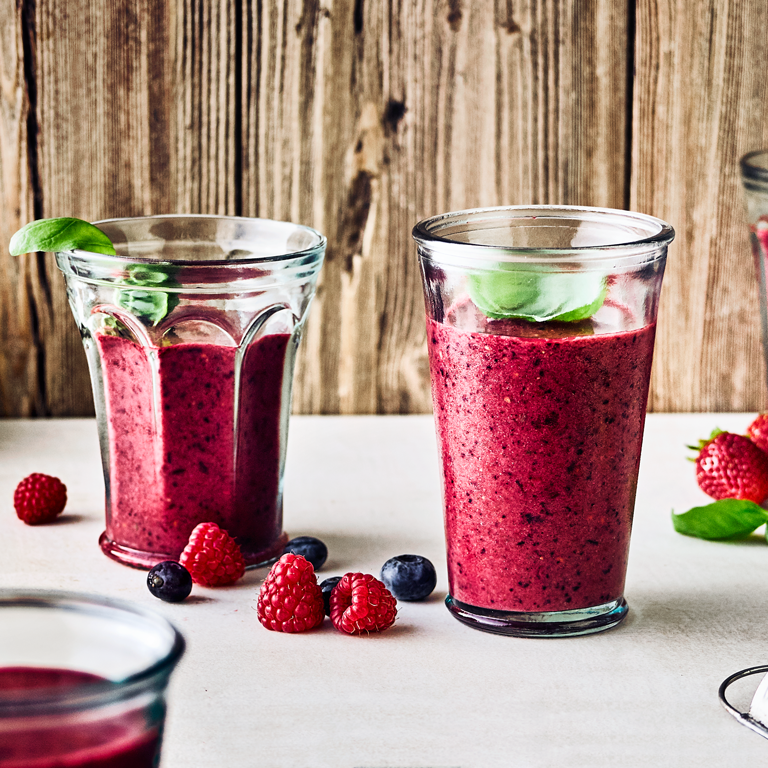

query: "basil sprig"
xmin=672 ymin=499 xmax=768 ymax=540
xmin=468 ymin=268 xmax=607 ymax=322
xmin=9 ymin=217 xmax=116 ymax=256
xmin=117 ymin=264 xmax=180 ymax=325
xmin=9 ymin=217 xmax=179 ymax=325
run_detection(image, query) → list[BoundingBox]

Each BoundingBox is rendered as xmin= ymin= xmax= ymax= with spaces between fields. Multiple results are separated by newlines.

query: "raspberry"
xmin=330 ymin=573 xmax=397 ymax=635
xmin=179 ymin=522 xmax=245 ymax=587
xmin=13 ymin=473 xmax=67 ymax=525
xmin=256 ymin=554 xmax=324 ymax=633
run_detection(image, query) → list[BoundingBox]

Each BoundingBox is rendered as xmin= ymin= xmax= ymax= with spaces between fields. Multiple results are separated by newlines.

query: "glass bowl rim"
xmin=0 ymin=589 xmax=185 ymax=716
xmin=57 ymin=214 xmax=327 ymax=267
xmin=741 ymin=150 xmax=768 ymax=186
xmin=412 ymin=205 xmax=675 ymax=264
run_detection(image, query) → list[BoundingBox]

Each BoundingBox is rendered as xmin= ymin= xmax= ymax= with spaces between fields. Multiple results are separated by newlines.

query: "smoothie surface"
xmin=97 ymin=330 xmax=290 ymax=566
xmin=428 ymin=317 xmax=656 ymax=613
xmin=0 ymin=667 xmax=159 ymax=768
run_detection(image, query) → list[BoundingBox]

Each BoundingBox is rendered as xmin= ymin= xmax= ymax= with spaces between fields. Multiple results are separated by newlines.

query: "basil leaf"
xmin=551 ymin=281 xmax=608 ymax=322
xmin=124 ymin=263 xmax=175 ymax=286
xmin=117 ymin=290 xmax=179 ymax=326
xmin=10 ymin=218 xmax=116 ymax=256
xmin=117 ymin=264 xmax=180 ymax=325
xmin=671 ymin=499 xmax=768 ymax=540
xmin=468 ymin=269 xmax=607 ymax=322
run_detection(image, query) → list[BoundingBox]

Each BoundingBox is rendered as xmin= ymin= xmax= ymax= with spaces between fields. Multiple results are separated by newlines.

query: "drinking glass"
xmin=56 ymin=216 xmax=325 ymax=569
xmin=0 ymin=590 xmax=184 ymax=767
xmin=413 ymin=206 xmax=674 ymax=637
xmin=740 ymin=150 xmax=768 ymax=387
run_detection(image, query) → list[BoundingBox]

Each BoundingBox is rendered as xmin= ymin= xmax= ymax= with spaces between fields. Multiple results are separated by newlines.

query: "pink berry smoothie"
xmin=427 ymin=316 xmax=655 ymax=613
xmin=97 ymin=330 xmax=290 ymax=567
xmin=751 ymin=215 xmax=768 ymax=305
xmin=0 ymin=667 xmax=160 ymax=768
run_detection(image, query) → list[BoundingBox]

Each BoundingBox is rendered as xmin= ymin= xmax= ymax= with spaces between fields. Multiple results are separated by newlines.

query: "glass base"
xmin=445 ymin=595 xmax=628 ymax=638
xmin=99 ymin=531 xmax=289 ymax=571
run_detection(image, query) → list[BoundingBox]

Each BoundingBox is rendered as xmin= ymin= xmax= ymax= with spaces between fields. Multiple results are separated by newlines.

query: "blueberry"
xmin=147 ymin=561 xmax=193 ymax=603
xmin=380 ymin=555 xmax=437 ymax=601
xmin=283 ymin=536 xmax=328 ymax=571
xmin=319 ymin=576 xmax=342 ymax=616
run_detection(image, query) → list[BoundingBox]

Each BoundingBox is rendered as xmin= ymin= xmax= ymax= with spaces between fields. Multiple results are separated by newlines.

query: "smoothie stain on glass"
xmin=48 ymin=216 xmax=325 ymax=569
xmin=413 ymin=207 xmax=674 ymax=637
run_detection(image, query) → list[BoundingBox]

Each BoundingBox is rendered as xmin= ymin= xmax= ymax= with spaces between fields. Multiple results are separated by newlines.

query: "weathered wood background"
xmin=1 ymin=0 xmax=766 ymax=417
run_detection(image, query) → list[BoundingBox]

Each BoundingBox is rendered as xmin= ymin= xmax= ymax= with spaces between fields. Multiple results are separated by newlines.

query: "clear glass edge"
xmin=741 ymin=150 xmax=768 ymax=186
xmin=58 ymin=214 xmax=327 ymax=267
xmin=412 ymin=205 xmax=675 ymax=266
xmin=0 ymin=589 xmax=185 ymax=716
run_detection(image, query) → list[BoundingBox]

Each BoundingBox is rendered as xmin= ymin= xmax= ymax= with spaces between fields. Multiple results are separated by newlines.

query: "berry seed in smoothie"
xmin=428 ymin=317 xmax=655 ymax=613
xmin=97 ymin=329 xmax=290 ymax=568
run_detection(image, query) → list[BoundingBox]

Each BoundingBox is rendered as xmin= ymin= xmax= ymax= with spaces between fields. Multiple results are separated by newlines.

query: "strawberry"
xmin=691 ymin=429 xmax=768 ymax=503
xmin=747 ymin=414 xmax=768 ymax=455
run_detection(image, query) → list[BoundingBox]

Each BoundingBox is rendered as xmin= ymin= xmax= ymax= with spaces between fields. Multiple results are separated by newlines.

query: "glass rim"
xmin=412 ymin=205 xmax=675 ymax=265
xmin=0 ymin=589 xmax=185 ymax=716
xmin=58 ymin=214 xmax=327 ymax=267
xmin=740 ymin=150 xmax=768 ymax=186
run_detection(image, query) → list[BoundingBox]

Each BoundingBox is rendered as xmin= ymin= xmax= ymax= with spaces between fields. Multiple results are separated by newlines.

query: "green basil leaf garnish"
xmin=468 ymin=269 xmax=607 ymax=323
xmin=10 ymin=217 xmax=116 ymax=256
xmin=117 ymin=264 xmax=179 ymax=325
xmin=671 ymin=499 xmax=768 ymax=540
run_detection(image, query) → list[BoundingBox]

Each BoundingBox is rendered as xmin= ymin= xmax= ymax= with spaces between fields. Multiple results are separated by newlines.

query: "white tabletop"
xmin=1 ymin=414 xmax=768 ymax=767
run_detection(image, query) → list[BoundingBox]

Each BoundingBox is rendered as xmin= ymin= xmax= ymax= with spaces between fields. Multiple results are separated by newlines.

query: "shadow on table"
xmin=310 ymin=531 xmax=425 ymax=574
xmin=626 ymin=589 xmax=768 ymax=640
xmin=183 ymin=594 xmax=216 ymax=605
xmin=50 ymin=514 xmax=88 ymax=526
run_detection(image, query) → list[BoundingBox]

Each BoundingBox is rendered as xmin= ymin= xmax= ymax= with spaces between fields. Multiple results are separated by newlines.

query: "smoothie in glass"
xmin=414 ymin=206 xmax=673 ymax=637
xmin=428 ymin=314 xmax=655 ymax=613
xmin=740 ymin=151 xmax=768 ymax=385
xmin=55 ymin=216 xmax=325 ymax=569
xmin=0 ymin=668 xmax=159 ymax=768
xmin=97 ymin=330 xmax=290 ymax=564
xmin=0 ymin=592 xmax=183 ymax=768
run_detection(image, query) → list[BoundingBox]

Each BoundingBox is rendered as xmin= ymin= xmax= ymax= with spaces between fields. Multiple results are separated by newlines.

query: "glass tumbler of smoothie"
xmin=413 ymin=206 xmax=674 ymax=637
xmin=740 ymin=150 xmax=768 ymax=386
xmin=0 ymin=590 xmax=184 ymax=767
xmin=56 ymin=216 xmax=325 ymax=569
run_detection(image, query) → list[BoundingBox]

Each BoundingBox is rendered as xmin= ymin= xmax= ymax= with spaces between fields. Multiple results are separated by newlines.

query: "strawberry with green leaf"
xmin=690 ymin=429 xmax=768 ymax=504
xmin=673 ymin=428 xmax=768 ymax=542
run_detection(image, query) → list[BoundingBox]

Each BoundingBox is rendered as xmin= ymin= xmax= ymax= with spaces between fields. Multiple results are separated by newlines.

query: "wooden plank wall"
xmin=0 ymin=0 xmax=766 ymax=417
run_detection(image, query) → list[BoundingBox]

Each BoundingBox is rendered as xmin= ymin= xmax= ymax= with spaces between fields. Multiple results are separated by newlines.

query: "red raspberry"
xmin=693 ymin=430 xmax=768 ymax=503
xmin=256 ymin=554 xmax=324 ymax=633
xmin=747 ymin=414 xmax=768 ymax=454
xmin=14 ymin=473 xmax=67 ymax=525
xmin=330 ymin=573 xmax=397 ymax=635
xmin=179 ymin=522 xmax=245 ymax=587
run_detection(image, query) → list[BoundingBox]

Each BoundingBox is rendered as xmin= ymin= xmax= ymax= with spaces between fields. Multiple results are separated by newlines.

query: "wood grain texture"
xmin=633 ymin=0 xmax=768 ymax=412
xmin=274 ymin=0 xmax=631 ymax=414
xmin=0 ymin=0 xmax=41 ymax=415
xmin=2 ymin=0 xmax=177 ymax=416
xmin=7 ymin=0 xmax=764 ymax=416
